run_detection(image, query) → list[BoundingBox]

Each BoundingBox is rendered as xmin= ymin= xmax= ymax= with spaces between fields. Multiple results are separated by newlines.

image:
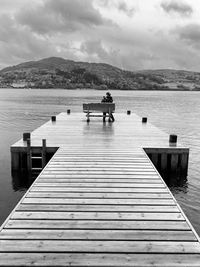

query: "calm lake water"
xmin=0 ymin=89 xmax=200 ymax=234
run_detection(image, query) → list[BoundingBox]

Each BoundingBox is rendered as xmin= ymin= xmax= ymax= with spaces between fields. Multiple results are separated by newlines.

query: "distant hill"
xmin=1 ymin=57 xmax=200 ymax=90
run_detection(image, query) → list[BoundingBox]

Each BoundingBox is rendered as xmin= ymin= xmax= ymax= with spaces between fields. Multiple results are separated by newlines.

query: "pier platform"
xmin=0 ymin=112 xmax=199 ymax=266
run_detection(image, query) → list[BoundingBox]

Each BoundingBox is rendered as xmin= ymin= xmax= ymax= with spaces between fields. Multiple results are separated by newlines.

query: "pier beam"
xmin=26 ymin=139 xmax=32 ymax=172
xmin=42 ymin=139 xmax=47 ymax=168
xmin=144 ymin=147 xmax=189 ymax=183
xmin=11 ymin=152 xmax=20 ymax=171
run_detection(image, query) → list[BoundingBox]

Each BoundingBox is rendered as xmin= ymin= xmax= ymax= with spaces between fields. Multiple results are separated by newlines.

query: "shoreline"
xmin=1 ymin=87 xmax=200 ymax=91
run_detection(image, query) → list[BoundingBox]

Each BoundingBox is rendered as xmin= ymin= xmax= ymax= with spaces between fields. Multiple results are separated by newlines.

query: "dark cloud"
xmin=172 ymin=23 xmax=200 ymax=49
xmin=16 ymin=0 xmax=110 ymax=34
xmin=118 ymin=1 xmax=135 ymax=17
xmin=0 ymin=14 xmax=58 ymax=67
xmin=80 ymin=39 xmax=120 ymax=66
xmin=161 ymin=0 xmax=193 ymax=17
xmin=81 ymin=40 xmax=108 ymax=59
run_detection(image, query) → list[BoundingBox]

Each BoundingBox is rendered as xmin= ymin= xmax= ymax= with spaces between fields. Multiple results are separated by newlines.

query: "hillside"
xmin=0 ymin=57 xmax=200 ymax=90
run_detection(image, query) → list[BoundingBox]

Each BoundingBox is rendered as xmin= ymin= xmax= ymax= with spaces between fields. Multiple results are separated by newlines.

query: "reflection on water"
xmin=0 ymin=89 xmax=200 ymax=234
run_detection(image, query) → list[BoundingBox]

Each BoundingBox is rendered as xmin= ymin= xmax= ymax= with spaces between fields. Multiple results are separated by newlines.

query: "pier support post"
xmin=11 ymin=152 xmax=20 ymax=171
xmin=160 ymin=153 xmax=167 ymax=176
xmin=42 ymin=139 xmax=46 ymax=168
xmin=180 ymin=153 xmax=189 ymax=176
xmin=171 ymin=154 xmax=179 ymax=174
xmin=26 ymin=139 xmax=32 ymax=172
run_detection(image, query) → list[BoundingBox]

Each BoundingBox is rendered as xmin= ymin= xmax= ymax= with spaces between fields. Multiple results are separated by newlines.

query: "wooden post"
xmin=51 ymin=116 xmax=56 ymax=122
xmin=142 ymin=117 xmax=147 ymax=123
xmin=169 ymin=134 xmax=177 ymax=144
xmin=108 ymin=108 xmax=112 ymax=122
xmin=151 ymin=153 xmax=158 ymax=167
xmin=26 ymin=138 xmax=32 ymax=172
xmin=11 ymin=152 xmax=20 ymax=171
xmin=127 ymin=110 xmax=131 ymax=115
xmin=180 ymin=153 xmax=189 ymax=177
xmin=67 ymin=109 xmax=71 ymax=114
xmin=23 ymin=132 xmax=30 ymax=141
xmin=170 ymin=154 xmax=179 ymax=174
xmin=42 ymin=139 xmax=46 ymax=168
xmin=161 ymin=153 xmax=168 ymax=177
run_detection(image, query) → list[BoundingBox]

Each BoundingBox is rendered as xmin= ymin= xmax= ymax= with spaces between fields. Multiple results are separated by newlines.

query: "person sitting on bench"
xmin=101 ymin=92 xmax=115 ymax=122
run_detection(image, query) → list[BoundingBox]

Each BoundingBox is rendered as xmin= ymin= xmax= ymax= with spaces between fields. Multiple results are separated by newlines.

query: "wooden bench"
xmin=83 ymin=103 xmax=115 ymax=122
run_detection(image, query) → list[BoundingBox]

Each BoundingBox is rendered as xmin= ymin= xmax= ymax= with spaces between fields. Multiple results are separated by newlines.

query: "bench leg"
xmin=108 ymin=108 xmax=114 ymax=122
xmin=103 ymin=112 xmax=106 ymax=122
xmin=87 ymin=111 xmax=90 ymax=122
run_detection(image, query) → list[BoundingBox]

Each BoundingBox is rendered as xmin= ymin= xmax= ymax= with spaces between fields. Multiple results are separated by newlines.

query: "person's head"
xmin=106 ymin=92 xmax=111 ymax=96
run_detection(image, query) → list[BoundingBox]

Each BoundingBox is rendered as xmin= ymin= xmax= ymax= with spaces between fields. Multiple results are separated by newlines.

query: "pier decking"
xmin=0 ymin=112 xmax=200 ymax=266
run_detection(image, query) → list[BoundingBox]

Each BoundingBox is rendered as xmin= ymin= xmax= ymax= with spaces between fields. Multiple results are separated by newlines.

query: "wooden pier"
xmin=0 ymin=112 xmax=200 ymax=266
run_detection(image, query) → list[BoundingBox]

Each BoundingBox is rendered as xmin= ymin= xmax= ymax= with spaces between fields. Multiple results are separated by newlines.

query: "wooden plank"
xmin=0 ymin=229 xmax=196 ymax=241
xmin=37 ymin=178 xmax=162 ymax=184
xmin=40 ymin=174 xmax=160 ymax=178
xmin=27 ymin=192 xmax=171 ymax=199
xmin=11 ymin=211 xmax=184 ymax=221
xmin=30 ymin=186 xmax=169 ymax=193
xmin=22 ymin=198 xmax=175 ymax=205
xmin=33 ymin=183 xmax=166 ymax=188
xmin=17 ymin=204 xmax=179 ymax=212
xmin=1 ymin=253 xmax=200 ymax=266
xmin=5 ymin=220 xmax=190 ymax=230
xmin=0 ymin=240 xmax=200 ymax=253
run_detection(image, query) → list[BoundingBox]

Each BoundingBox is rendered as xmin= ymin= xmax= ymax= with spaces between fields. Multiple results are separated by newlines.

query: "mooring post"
xmin=51 ymin=116 xmax=56 ymax=122
xmin=169 ymin=134 xmax=177 ymax=144
xmin=26 ymin=138 xmax=32 ymax=172
xmin=127 ymin=110 xmax=131 ymax=115
xmin=142 ymin=117 xmax=147 ymax=123
xmin=23 ymin=132 xmax=31 ymax=142
xmin=42 ymin=139 xmax=46 ymax=168
xmin=67 ymin=109 xmax=71 ymax=114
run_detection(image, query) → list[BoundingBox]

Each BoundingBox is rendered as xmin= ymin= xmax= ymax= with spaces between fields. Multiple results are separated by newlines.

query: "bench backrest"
xmin=83 ymin=103 xmax=115 ymax=113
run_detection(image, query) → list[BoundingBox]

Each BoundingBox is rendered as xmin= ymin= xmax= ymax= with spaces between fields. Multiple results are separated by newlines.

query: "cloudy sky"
xmin=0 ymin=0 xmax=200 ymax=71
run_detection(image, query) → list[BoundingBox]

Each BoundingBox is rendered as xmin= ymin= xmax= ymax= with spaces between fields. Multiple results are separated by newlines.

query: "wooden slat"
xmin=5 ymin=220 xmax=190 ymax=230
xmin=27 ymin=192 xmax=171 ymax=199
xmin=33 ymin=183 xmax=166 ymax=188
xmin=0 ymin=240 xmax=200 ymax=253
xmin=11 ymin=211 xmax=184 ymax=221
xmin=1 ymin=253 xmax=200 ymax=266
xmin=30 ymin=186 xmax=169 ymax=193
xmin=37 ymin=178 xmax=162 ymax=183
xmin=0 ymin=229 xmax=196 ymax=241
xmin=22 ymin=198 xmax=175 ymax=205
xmin=17 ymin=204 xmax=179 ymax=212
